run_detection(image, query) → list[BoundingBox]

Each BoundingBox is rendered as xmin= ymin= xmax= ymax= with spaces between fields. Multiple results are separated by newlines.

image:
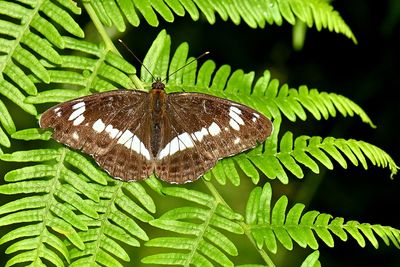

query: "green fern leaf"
xmin=143 ymin=186 xmax=242 ymax=266
xmin=142 ymin=30 xmax=171 ymax=82
xmin=0 ymin=141 xmax=155 ymax=266
xmin=137 ymin=30 xmax=397 ymax=186
xmin=67 ymin=180 xmax=155 ymax=266
xmin=85 ymin=0 xmax=356 ymax=43
xmin=0 ymin=0 xmax=85 ymax=150
xmin=240 ymin=119 xmax=398 ymax=183
xmin=25 ymin=37 xmax=136 ymax=106
xmin=300 ymin=250 xmax=320 ymax=267
xmin=245 ymin=183 xmax=400 ymax=253
xmin=11 ymin=128 xmax=52 ymax=141
xmin=0 ymin=147 xmax=110 ymax=265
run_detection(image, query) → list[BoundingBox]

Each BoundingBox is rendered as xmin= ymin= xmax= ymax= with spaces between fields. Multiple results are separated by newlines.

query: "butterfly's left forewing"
xmin=40 ymin=90 xmax=154 ymax=181
xmin=154 ymin=92 xmax=273 ymax=183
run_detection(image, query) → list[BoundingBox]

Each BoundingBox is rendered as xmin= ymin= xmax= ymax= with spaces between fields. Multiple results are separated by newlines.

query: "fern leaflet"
xmin=84 ymin=0 xmax=356 ymax=43
xmin=245 ymin=183 xmax=400 ymax=253
xmin=142 ymin=186 xmax=242 ymax=266
xmin=0 ymin=0 xmax=84 ymax=149
xmin=25 ymin=37 xmax=137 ymax=105
xmin=0 ymin=148 xmax=98 ymax=266
xmin=0 ymin=142 xmax=156 ymax=266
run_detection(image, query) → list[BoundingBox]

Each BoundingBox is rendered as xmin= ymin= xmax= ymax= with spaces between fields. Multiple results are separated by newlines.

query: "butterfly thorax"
xmin=149 ymin=83 xmax=167 ymax=158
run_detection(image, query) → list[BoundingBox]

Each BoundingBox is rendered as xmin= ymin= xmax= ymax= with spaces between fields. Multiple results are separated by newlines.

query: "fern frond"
xmin=0 ymin=0 xmax=84 ymax=148
xmin=0 ymin=0 xmax=83 ymax=84
xmin=146 ymin=32 xmax=373 ymax=127
xmin=209 ymin=119 xmax=398 ymax=184
xmin=140 ymin=31 xmax=397 ymax=185
xmin=142 ymin=186 xmax=243 ymax=266
xmin=0 ymin=143 xmax=156 ymax=266
xmin=25 ymin=37 xmax=137 ymax=105
xmin=0 ymin=147 xmax=104 ymax=266
xmin=300 ymin=250 xmax=320 ymax=267
xmin=0 ymin=99 xmax=15 ymax=147
xmin=84 ymin=0 xmax=356 ymax=42
xmin=245 ymin=183 xmax=400 ymax=253
xmin=67 ymin=180 xmax=155 ymax=266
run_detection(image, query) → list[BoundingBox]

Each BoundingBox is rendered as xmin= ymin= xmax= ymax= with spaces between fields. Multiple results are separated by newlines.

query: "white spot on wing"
xmin=229 ymin=106 xmax=244 ymax=125
xmin=68 ymin=106 xmax=85 ymax=121
xmin=169 ymin=137 xmax=180 ymax=155
xmin=54 ymin=107 xmax=60 ymax=112
xmin=208 ymin=122 xmax=221 ymax=136
xmin=92 ymin=119 xmax=106 ymax=133
xmin=234 ymin=137 xmax=241 ymax=144
xmin=56 ymin=111 xmax=62 ymax=117
xmin=124 ymin=136 xmax=133 ymax=149
xmin=72 ymin=102 xmax=85 ymax=110
xmin=158 ymin=132 xmax=196 ymax=159
xmin=73 ymin=115 xmax=85 ymax=126
xmin=158 ymin=142 xmax=170 ymax=159
xmin=72 ymin=131 xmax=79 ymax=140
xmin=229 ymin=119 xmax=240 ymax=131
xmin=127 ymin=135 xmax=151 ymax=160
xmin=117 ymin=130 xmax=134 ymax=145
xmin=105 ymin=124 xmax=120 ymax=139
xmin=179 ymin=132 xmax=194 ymax=148
xmin=230 ymin=106 xmax=242 ymax=115
xmin=131 ymin=135 xmax=141 ymax=153
xmin=252 ymin=113 xmax=261 ymax=122
xmin=140 ymin=142 xmax=151 ymax=160
xmin=178 ymin=139 xmax=185 ymax=150
xmin=193 ymin=127 xmax=209 ymax=142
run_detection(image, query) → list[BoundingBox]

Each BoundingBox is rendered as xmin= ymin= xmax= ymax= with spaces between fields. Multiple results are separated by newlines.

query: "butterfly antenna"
xmin=117 ymin=39 xmax=157 ymax=81
xmin=162 ymin=51 xmax=210 ymax=83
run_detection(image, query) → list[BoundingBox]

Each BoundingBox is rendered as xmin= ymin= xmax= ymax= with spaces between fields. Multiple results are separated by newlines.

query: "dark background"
xmin=125 ymin=1 xmax=399 ymax=266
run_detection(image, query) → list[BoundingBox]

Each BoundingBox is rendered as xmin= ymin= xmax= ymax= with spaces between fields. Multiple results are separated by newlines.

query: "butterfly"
xmin=40 ymin=79 xmax=273 ymax=184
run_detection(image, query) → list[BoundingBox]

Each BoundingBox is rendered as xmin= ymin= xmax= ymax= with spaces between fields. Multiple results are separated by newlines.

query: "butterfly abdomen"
xmin=149 ymin=88 xmax=167 ymax=158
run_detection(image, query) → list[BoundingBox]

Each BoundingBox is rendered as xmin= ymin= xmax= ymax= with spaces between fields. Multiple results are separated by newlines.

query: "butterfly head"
xmin=151 ymin=78 xmax=165 ymax=91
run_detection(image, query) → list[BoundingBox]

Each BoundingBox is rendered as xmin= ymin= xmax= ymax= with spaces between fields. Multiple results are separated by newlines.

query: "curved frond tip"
xmin=245 ymin=183 xmax=400 ymax=253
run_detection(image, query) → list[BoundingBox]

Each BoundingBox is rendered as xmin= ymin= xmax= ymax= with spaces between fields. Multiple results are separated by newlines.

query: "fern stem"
xmin=82 ymin=2 xmax=143 ymax=89
xmin=203 ymin=180 xmax=228 ymax=206
xmin=203 ymin=180 xmax=276 ymax=266
xmin=240 ymin=223 xmax=276 ymax=267
xmin=83 ymin=2 xmax=116 ymax=52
